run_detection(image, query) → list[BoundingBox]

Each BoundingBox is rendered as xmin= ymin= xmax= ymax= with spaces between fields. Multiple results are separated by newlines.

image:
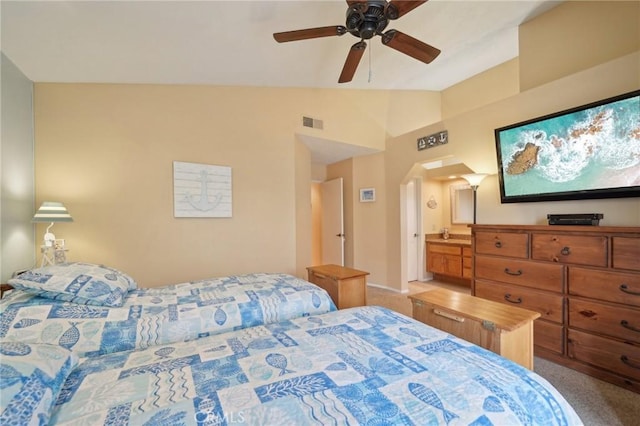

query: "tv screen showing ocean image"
xmin=495 ymin=90 xmax=640 ymax=203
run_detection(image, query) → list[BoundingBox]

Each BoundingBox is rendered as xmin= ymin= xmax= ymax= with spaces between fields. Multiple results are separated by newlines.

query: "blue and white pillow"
xmin=0 ymin=342 xmax=79 ymax=425
xmin=8 ymin=262 xmax=137 ymax=307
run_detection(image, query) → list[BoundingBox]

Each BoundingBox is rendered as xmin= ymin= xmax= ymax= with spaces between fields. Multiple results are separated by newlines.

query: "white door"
xmin=406 ymin=180 xmax=420 ymax=281
xmin=321 ymin=178 xmax=344 ymax=266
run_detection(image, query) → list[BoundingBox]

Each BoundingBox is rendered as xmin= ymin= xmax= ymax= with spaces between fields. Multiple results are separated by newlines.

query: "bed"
xmin=1 ymin=306 xmax=582 ymax=425
xmin=0 ymin=263 xmax=336 ymax=358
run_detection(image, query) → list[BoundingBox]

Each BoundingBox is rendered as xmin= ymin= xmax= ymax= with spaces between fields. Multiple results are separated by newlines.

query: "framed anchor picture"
xmin=173 ymin=161 xmax=232 ymax=218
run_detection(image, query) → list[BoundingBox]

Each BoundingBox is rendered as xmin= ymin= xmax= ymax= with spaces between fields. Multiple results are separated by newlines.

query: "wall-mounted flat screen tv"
xmin=494 ymin=90 xmax=640 ymax=203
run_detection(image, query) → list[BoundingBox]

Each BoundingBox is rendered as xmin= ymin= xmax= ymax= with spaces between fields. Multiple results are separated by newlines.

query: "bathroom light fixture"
xmin=462 ymin=174 xmax=488 ymax=224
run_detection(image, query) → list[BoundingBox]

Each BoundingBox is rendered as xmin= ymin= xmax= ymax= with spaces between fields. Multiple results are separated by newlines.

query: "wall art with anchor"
xmin=173 ymin=161 xmax=232 ymax=218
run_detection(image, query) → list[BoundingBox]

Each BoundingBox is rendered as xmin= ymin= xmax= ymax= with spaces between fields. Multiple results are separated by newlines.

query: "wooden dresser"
xmin=470 ymin=224 xmax=640 ymax=393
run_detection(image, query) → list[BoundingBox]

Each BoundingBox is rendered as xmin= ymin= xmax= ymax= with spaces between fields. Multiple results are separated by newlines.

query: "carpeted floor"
xmin=366 ymin=280 xmax=640 ymax=426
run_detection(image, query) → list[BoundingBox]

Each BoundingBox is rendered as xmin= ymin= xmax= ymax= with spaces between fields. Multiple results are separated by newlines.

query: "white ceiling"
xmin=1 ymin=0 xmax=561 ymax=164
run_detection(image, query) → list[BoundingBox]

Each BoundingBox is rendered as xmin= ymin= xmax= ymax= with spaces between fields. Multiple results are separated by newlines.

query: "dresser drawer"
xmin=569 ymin=298 xmax=640 ymax=343
xmin=428 ymin=243 xmax=462 ymax=255
xmin=475 ymin=255 xmax=563 ymax=292
xmin=475 ymin=231 xmax=529 ymax=258
xmin=569 ymin=267 xmax=640 ymax=308
xmin=532 ymin=234 xmax=607 ymax=267
xmin=568 ymin=329 xmax=640 ymax=382
xmin=475 ymin=279 xmax=564 ymax=323
xmin=535 ymin=320 xmax=564 ymax=355
xmin=613 ymin=237 xmax=640 ymax=271
xmin=463 ymin=256 xmax=472 ymax=278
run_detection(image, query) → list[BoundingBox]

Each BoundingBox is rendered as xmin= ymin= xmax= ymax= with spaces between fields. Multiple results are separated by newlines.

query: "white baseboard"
xmin=367 ymin=282 xmax=410 ymax=294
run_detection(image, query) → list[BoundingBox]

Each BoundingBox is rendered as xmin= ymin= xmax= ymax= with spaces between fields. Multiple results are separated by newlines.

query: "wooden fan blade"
xmin=273 ymin=26 xmax=347 ymax=43
xmin=387 ymin=0 xmax=428 ymax=19
xmin=381 ymin=29 xmax=440 ymax=64
xmin=346 ymin=0 xmax=369 ymax=15
xmin=339 ymin=41 xmax=367 ymax=83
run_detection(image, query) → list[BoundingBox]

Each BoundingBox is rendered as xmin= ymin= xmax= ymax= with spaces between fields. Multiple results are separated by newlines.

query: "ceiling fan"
xmin=273 ymin=0 xmax=441 ymax=83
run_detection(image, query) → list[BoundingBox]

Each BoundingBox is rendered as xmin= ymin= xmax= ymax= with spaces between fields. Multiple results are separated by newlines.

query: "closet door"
xmin=321 ymin=178 xmax=344 ymax=266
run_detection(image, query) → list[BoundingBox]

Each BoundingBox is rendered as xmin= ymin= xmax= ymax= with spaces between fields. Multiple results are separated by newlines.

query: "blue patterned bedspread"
xmin=0 ymin=273 xmax=335 ymax=358
xmin=49 ymin=306 xmax=582 ymax=425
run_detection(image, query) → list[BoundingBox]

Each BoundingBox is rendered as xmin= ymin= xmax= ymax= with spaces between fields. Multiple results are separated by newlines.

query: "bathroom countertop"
xmin=425 ymin=238 xmax=472 ymax=245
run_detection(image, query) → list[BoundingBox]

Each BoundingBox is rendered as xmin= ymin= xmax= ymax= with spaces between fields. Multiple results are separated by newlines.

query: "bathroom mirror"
xmin=450 ymin=184 xmax=473 ymax=224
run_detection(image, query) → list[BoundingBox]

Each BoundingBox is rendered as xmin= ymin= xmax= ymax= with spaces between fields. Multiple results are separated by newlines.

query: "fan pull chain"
xmin=368 ymin=42 xmax=372 ymax=83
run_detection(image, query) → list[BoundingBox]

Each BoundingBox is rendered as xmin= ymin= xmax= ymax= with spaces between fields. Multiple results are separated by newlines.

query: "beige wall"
xmin=296 ymin=89 xmax=387 ymax=151
xmin=441 ymin=59 xmax=520 ymax=119
xmin=33 ymin=85 xmax=399 ymax=286
xmin=352 ymin=152 xmax=387 ymax=285
xmin=32 ymin=86 xmax=440 ymax=288
xmin=519 ymin=1 xmax=640 ymax=91
xmin=441 ymin=2 xmax=640 ymax=118
xmin=294 ymin=139 xmax=312 ymax=277
xmin=385 ymin=90 xmax=442 ymax=137
xmin=421 ymin=176 xmax=445 ymax=235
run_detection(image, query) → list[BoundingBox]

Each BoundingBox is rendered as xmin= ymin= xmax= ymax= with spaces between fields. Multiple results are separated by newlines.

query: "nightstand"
xmin=306 ymin=264 xmax=369 ymax=309
xmin=409 ymin=288 xmax=541 ymax=369
xmin=1 ymin=284 xmax=14 ymax=298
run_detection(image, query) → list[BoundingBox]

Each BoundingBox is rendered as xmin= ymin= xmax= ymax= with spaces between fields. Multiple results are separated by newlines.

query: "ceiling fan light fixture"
xmin=360 ymin=21 xmax=379 ymax=39
xmin=345 ymin=1 xmax=388 ymax=39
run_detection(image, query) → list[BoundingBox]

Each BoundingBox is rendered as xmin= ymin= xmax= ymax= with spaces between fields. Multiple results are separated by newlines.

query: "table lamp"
xmin=32 ymin=201 xmax=73 ymax=247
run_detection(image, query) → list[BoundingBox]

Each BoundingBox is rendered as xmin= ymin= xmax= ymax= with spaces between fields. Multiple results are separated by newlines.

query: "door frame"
xmin=400 ymin=177 xmax=425 ymax=291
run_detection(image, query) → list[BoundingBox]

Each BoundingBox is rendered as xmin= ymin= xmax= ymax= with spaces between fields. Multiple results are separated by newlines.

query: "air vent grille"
xmin=302 ymin=116 xmax=323 ymax=129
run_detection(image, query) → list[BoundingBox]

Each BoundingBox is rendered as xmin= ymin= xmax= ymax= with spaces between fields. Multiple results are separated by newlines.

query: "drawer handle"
xmin=504 ymin=293 xmax=522 ymax=304
xmin=504 ymin=268 xmax=523 ymax=276
xmin=620 ymin=284 xmax=640 ymax=296
xmin=494 ymin=241 xmax=502 ymax=248
xmin=313 ymin=272 xmax=328 ymax=279
xmin=621 ymin=355 xmax=640 ymax=370
xmin=560 ymin=246 xmax=571 ymax=256
xmin=621 ymin=320 xmax=640 ymax=333
xmin=434 ymin=308 xmax=465 ymax=322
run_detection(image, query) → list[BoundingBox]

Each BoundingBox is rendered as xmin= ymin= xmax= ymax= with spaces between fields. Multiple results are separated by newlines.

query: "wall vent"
xmin=302 ymin=116 xmax=324 ymax=129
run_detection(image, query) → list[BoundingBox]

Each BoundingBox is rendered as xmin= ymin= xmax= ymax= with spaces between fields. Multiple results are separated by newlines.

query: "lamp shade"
xmin=32 ymin=202 xmax=73 ymax=223
xmin=462 ymin=173 xmax=489 ymax=187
